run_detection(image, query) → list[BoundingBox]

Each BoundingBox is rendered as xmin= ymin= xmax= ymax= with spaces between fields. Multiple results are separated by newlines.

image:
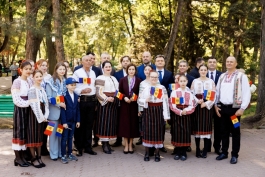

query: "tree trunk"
xmin=256 ymin=0 xmax=265 ymax=115
xmin=52 ymin=0 xmax=65 ymax=62
xmin=250 ymin=46 xmax=259 ymax=83
xmin=25 ymin=0 xmax=42 ymax=62
xmin=11 ymin=33 xmax=23 ymax=63
xmin=164 ymin=0 xmax=185 ymax=68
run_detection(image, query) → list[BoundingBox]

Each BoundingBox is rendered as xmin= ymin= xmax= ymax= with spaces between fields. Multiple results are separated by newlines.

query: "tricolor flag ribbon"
xmin=115 ymin=90 xmax=124 ymax=100
xmin=131 ymin=93 xmax=138 ymax=101
xmin=79 ymin=77 xmax=91 ymax=84
xmin=231 ymin=115 xmax=240 ymax=128
xmin=171 ymin=97 xmax=184 ymax=104
xmin=203 ymin=90 xmax=215 ymax=101
xmin=56 ymin=124 xmax=64 ymax=137
xmin=50 ymin=95 xmax=64 ymax=105
xmin=150 ymin=87 xmax=163 ymax=99
xmin=44 ymin=122 xmax=55 ymax=136
xmin=169 ymin=83 xmax=180 ymax=90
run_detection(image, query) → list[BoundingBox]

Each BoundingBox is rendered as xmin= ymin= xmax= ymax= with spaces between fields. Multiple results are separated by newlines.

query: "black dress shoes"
xmin=216 ymin=154 xmax=228 ymax=160
xmin=84 ymin=149 xmax=97 ymax=155
xmin=180 ymin=156 xmax=187 ymax=161
xmin=144 ymin=153 xmax=149 ymax=161
xmin=160 ymin=147 xmax=167 ymax=153
xmin=230 ymin=157 xmax=238 ymax=164
xmin=174 ymin=155 xmax=180 ymax=160
xmin=111 ymin=142 xmax=122 ymax=147
xmin=154 ymin=154 xmax=160 ymax=162
xmin=186 ymin=146 xmax=192 ymax=152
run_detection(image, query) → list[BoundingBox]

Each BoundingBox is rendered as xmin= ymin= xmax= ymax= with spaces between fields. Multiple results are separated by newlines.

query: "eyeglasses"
xmin=150 ymin=76 xmax=158 ymax=79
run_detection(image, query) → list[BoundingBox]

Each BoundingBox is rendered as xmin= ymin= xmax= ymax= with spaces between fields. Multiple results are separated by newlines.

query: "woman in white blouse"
xmin=138 ymin=71 xmax=170 ymax=162
xmin=191 ymin=64 xmax=216 ymax=158
xmin=95 ymin=61 xmax=119 ymax=154
xmin=11 ymin=61 xmax=32 ymax=167
xmin=27 ymin=70 xmax=49 ymax=168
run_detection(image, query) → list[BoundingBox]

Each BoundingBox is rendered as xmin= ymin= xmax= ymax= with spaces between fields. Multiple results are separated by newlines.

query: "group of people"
xmin=11 ymin=51 xmax=251 ymax=169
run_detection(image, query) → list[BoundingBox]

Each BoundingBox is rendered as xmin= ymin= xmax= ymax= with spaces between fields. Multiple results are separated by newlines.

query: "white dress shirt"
xmin=156 ymin=68 xmax=164 ymax=78
xmin=72 ymin=67 xmax=96 ymax=96
xmin=208 ymin=70 xmax=216 ymax=81
xmin=123 ymin=69 xmax=127 ymax=77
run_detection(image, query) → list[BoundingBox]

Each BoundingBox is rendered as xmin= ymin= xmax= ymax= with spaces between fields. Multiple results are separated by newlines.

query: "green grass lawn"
xmin=242 ymin=102 xmax=256 ymax=119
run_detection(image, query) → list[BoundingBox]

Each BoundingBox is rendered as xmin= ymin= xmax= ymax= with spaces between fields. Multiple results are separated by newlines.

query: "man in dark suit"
xmin=111 ymin=55 xmax=131 ymax=147
xmin=178 ymin=60 xmax=195 ymax=88
xmin=206 ymin=57 xmax=222 ymax=155
xmin=155 ymin=55 xmax=174 ymax=153
xmin=137 ymin=51 xmax=156 ymax=80
xmin=114 ymin=56 xmax=131 ymax=82
xmin=74 ymin=52 xmax=101 ymax=77
xmin=189 ymin=57 xmax=205 ymax=78
xmin=98 ymin=52 xmax=115 ymax=76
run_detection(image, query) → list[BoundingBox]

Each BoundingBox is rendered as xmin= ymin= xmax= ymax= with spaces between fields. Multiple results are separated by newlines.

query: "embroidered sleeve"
xmin=137 ymin=87 xmax=148 ymax=108
xmin=11 ymin=79 xmax=29 ymax=107
xmin=42 ymin=89 xmax=49 ymax=119
xmin=138 ymin=82 xmax=144 ymax=112
xmin=162 ymin=86 xmax=170 ymax=120
xmin=185 ymin=92 xmax=196 ymax=115
xmin=28 ymin=88 xmax=45 ymax=123
xmin=95 ymin=79 xmax=108 ymax=106
xmin=240 ymin=75 xmax=251 ymax=110
xmin=72 ymin=71 xmax=82 ymax=95
xmin=190 ymin=80 xmax=199 ymax=103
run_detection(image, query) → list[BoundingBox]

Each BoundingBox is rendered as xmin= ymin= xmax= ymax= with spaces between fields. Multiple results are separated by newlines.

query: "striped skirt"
xmin=96 ymin=97 xmax=119 ymax=139
xmin=26 ymin=103 xmax=45 ymax=147
xmin=193 ymin=106 xmax=213 ymax=136
xmin=142 ymin=103 xmax=164 ymax=148
xmin=171 ymin=114 xmax=191 ymax=147
xmin=12 ymin=105 xmax=29 ymax=150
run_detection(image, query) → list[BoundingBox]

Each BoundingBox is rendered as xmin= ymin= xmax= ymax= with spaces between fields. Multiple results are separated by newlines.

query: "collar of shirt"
xmin=208 ymin=70 xmax=216 ymax=76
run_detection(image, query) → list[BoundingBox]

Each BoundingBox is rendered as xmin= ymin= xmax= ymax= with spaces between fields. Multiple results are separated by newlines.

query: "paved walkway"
xmin=0 ymin=129 xmax=264 ymax=177
xmin=0 ymin=76 xmax=12 ymax=94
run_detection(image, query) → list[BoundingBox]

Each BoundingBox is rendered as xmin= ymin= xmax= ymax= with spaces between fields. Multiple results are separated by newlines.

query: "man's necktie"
xmin=158 ymin=71 xmax=163 ymax=83
xmin=211 ymin=72 xmax=214 ymax=81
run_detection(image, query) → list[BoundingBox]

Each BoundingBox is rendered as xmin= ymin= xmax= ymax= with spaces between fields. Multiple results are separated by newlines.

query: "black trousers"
xmin=220 ymin=104 xmax=241 ymax=158
xmin=74 ymin=100 xmax=96 ymax=151
xmin=213 ymin=111 xmax=222 ymax=151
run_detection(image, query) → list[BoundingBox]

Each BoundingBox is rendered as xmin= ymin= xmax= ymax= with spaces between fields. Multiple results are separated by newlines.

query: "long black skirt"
xmin=193 ymin=106 xmax=213 ymax=135
xmin=95 ymin=97 xmax=119 ymax=139
xmin=142 ymin=105 xmax=164 ymax=146
xmin=12 ymin=105 xmax=29 ymax=149
xmin=26 ymin=103 xmax=45 ymax=147
xmin=171 ymin=114 xmax=191 ymax=147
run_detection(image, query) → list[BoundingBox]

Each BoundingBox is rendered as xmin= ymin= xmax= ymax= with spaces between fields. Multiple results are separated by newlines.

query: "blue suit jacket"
xmin=186 ymin=74 xmax=195 ymax=89
xmin=136 ymin=64 xmax=156 ymax=81
xmin=74 ymin=65 xmax=101 ymax=77
xmin=160 ymin=69 xmax=174 ymax=90
xmin=206 ymin=70 xmax=222 ymax=85
xmin=114 ymin=69 xmax=125 ymax=82
xmin=60 ymin=91 xmax=80 ymax=124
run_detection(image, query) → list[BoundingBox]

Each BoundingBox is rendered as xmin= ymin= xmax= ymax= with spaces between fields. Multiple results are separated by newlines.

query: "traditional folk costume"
xmin=191 ymin=78 xmax=216 ymax=157
xmin=169 ymin=88 xmax=195 ymax=159
xmin=138 ymin=85 xmax=170 ymax=148
xmin=27 ymin=86 xmax=49 ymax=147
xmin=138 ymin=80 xmax=151 ymax=135
xmin=118 ymin=76 xmax=141 ymax=138
xmin=40 ymin=73 xmax=52 ymax=155
xmin=72 ymin=67 xmax=97 ymax=154
xmin=11 ymin=77 xmax=32 ymax=150
xmin=215 ymin=70 xmax=250 ymax=159
xmin=45 ymin=77 xmax=66 ymax=160
xmin=95 ymin=75 xmax=119 ymax=153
